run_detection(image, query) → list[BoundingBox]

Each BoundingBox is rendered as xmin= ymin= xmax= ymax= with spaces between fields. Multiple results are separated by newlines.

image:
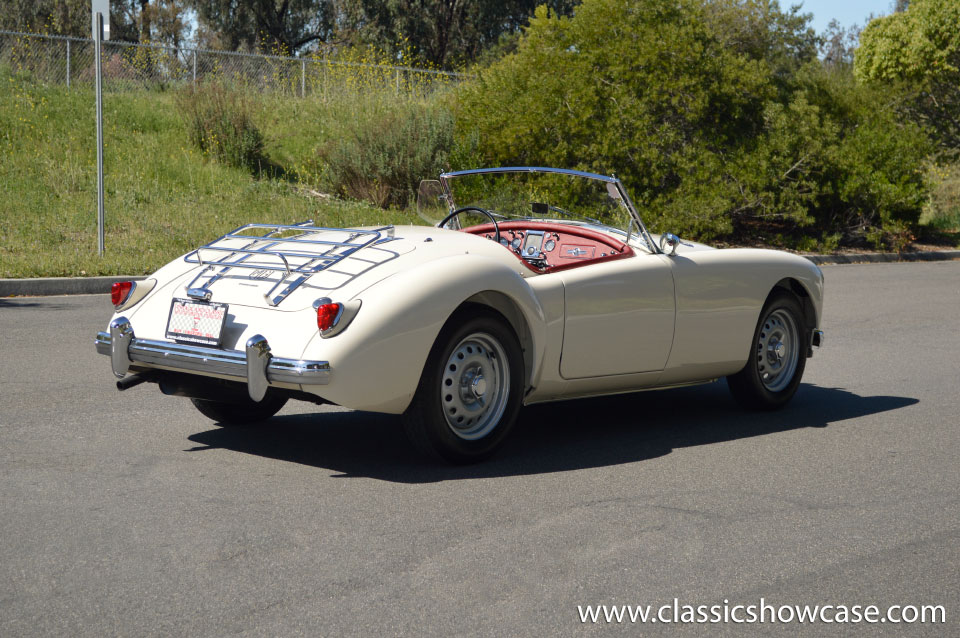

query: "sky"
xmin=798 ymin=0 xmax=897 ymax=34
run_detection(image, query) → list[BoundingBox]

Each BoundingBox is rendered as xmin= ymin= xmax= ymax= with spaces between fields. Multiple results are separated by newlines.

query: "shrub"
xmin=317 ymin=95 xmax=454 ymax=208
xmin=177 ymin=81 xmax=265 ymax=171
xmin=455 ymin=0 xmax=930 ymax=245
xmin=924 ymin=163 xmax=960 ymax=230
xmin=733 ymin=65 xmax=931 ymax=244
xmin=923 ymin=163 xmax=960 ymax=230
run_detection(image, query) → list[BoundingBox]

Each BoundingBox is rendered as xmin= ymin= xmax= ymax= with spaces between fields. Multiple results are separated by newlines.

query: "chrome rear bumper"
xmin=95 ymin=317 xmax=330 ymax=401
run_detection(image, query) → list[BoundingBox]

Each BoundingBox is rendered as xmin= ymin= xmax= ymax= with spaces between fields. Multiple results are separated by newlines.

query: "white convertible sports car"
xmin=96 ymin=167 xmax=824 ymax=463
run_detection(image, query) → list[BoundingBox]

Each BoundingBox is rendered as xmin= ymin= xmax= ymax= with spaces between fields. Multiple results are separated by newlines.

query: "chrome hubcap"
xmin=441 ymin=332 xmax=510 ymax=440
xmin=756 ymin=308 xmax=799 ymax=392
xmin=462 ymin=368 xmax=487 ymax=402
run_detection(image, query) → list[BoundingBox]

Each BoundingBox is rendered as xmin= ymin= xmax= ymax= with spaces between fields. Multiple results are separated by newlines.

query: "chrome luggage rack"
xmin=183 ymin=221 xmax=394 ymax=306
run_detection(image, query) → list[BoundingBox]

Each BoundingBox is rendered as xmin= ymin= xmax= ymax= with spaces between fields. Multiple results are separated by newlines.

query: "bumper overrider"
xmin=811 ymin=329 xmax=824 ymax=348
xmin=95 ymin=317 xmax=330 ymax=402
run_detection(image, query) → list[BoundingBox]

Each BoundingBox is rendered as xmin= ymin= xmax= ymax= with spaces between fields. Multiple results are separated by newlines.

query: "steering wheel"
xmin=437 ymin=206 xmax=500 ymax=245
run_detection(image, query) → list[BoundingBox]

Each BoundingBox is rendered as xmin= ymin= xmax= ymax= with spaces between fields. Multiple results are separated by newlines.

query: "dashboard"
xmin=464 ymin=221 xmax=631 ymax=272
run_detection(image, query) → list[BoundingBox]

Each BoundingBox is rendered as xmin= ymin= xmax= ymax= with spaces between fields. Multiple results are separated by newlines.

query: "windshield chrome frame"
xmin=438 ymin=167 xmax=659 ymax=254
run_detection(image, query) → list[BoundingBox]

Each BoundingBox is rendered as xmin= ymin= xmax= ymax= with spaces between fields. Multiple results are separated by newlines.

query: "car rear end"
xmin=95 ymin=222 xmax=405 ymax=406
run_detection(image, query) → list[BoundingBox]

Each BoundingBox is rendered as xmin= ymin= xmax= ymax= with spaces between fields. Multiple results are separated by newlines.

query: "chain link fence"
xmin=0 ymin=29 xmax=466 ymax=96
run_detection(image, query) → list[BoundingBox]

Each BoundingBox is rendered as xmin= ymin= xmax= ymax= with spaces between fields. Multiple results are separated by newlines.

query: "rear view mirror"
xmin=417 ymin=180 xmax=448 ymax=225
xmin=531 ymin=202 xmax=548 ymax=215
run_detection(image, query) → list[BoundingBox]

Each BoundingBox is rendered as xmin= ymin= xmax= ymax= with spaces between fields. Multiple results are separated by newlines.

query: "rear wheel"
xmin=727 ymin=291 xmax=807 ymax=410
xmin=190 ymin=395 xmax=287 ymax=425
xmin=402 ymin=311 xmax=524 ymax=464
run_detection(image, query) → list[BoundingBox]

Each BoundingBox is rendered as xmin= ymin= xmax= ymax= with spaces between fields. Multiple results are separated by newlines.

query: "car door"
xmin=558 ymin=252 xmax=676 ymax=378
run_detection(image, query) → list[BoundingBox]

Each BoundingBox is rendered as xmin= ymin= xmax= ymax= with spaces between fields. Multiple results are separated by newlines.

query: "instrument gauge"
xmin=544 ymin=239 xmax=556 ymax=252
xmin=511 ymin=237 xmax=522 ymax=250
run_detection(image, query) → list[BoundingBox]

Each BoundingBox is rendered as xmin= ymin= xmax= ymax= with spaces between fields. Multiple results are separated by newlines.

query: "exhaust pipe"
xmin=116 ymin=371 xmax=160 ymax=391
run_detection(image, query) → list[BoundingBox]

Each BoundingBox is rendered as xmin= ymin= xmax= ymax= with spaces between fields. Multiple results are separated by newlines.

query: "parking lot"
xmin=1 ymin=261 xmax=958 ymax=636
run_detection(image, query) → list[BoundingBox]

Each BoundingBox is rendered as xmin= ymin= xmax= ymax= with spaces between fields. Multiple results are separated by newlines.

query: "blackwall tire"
xmin=727 ymin=291 xmax=807 ymax=411
xmin=190 ymin=395 xmax=287 ymax=425
xmin=402 ymin=310 xmax=524 ymax=464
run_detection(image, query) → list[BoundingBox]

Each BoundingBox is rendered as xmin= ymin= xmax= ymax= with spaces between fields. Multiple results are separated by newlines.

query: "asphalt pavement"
xmin=1 ymin=261 xmax=958 ymax=636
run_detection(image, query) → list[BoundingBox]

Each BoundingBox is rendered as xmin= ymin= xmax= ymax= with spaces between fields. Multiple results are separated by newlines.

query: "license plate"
xmin=165 ymin=298 xmax=228 ymax=347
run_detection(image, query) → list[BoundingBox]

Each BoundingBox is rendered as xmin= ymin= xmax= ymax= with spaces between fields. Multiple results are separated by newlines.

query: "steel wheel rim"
xmin=440 ymin=332 xmax=510 ymax=440
xmin=756 ymin=308 xmax=799 ymax=392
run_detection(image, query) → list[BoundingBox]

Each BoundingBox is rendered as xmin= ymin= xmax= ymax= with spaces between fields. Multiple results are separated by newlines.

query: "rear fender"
xmin=299 ymin=254 xmax=546 ymax=414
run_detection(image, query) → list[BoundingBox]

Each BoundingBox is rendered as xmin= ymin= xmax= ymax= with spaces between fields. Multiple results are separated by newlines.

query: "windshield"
xmin=436 ymin=168 xmax=647 ymax=246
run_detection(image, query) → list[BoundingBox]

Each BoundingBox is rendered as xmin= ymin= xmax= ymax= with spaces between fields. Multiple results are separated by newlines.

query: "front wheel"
xmin=191 ymin=394 xmax=287 ymax=425
xmin=727 ymin=291 xmax=807 ymax=410
xmin=402 ymin=311 xmax=524 ymax=464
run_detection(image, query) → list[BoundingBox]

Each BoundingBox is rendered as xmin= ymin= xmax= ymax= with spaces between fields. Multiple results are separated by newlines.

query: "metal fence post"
xmin=192 ymin=50 xmax=196 ymax=84
xmin=95 ymin=15 xmax=105 ymax=256
xmin=395 ymin=68 xmax=400 ymax=95
xmin=66 ymin=39 xmax=71 ymax=88
xmin=301 ymin=59 xmax=305 ymax=97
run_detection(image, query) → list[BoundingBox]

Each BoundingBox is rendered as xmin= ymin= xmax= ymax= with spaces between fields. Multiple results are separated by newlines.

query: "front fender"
xmin=299 ymin=254 xmax=547 ymax=414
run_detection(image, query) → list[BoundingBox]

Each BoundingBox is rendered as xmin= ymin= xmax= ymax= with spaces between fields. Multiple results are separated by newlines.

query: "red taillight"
xmin=316 ymin=302 xmax=341 ymax=332
xmin=111 ymin=281 xmax=133 ymax=306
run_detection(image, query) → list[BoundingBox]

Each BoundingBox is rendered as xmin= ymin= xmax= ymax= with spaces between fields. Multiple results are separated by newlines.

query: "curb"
xmin=2 ymin=249 xmax=959 ymax=297
xmin=0 ymin=275 xmax=145 ymax=297
xmin=805 ymin=250 xmax=960 ymax=265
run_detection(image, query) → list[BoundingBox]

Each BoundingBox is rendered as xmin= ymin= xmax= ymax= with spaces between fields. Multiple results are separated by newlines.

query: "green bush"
xmin=735 ymin=65 xmax=931 ymax=244
xmin=455 ymin=0 xmax=930 ymax=245
xmin=177 ymin=81 xmax=265 ymax=172
xmin=923 ymin=163 xmax=960 ymax=230
xmin=317 ymin=95 xmax=454 ymax=208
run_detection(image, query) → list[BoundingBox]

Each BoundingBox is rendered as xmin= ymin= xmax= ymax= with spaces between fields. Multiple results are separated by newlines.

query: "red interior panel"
xmin=463 ymin=221 xmax=634 ymax=273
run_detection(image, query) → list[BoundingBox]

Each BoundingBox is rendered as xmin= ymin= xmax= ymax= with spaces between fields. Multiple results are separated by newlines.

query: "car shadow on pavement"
xmin=186 ymin=382 xmax=918 ymax=483
xmin=0 ymin=299 xmax=71 ymax=309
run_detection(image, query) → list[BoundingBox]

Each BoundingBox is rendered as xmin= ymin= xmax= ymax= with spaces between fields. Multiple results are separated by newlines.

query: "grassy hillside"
xmin=0 ymin=75 xmax=420 ymax=277
xmin=2 ymin=64 xmax=956 ymax=279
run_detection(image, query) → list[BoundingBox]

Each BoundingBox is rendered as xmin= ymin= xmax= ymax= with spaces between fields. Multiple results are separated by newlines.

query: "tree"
xmin=855 ymin=0 xmax=960 ymax=154
xmin=186 ymin=0 xmax=576 ymax=65
xmin=110 ymin=0 xmax=191 ymax=47
xmin=348 ymin=0 xmax=578 ymax=69
xmin=0 ymin=0 xmax=191 ymax=46
xmin=703 ymin=0 xmax=818 ymax=82
xmin=0 ymin=0 xmax=89 ymax=37
xmin=187 ymin=0 xmax=340 ymax=54
xmin=820 ymin=19 xmax=861 ymax=68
